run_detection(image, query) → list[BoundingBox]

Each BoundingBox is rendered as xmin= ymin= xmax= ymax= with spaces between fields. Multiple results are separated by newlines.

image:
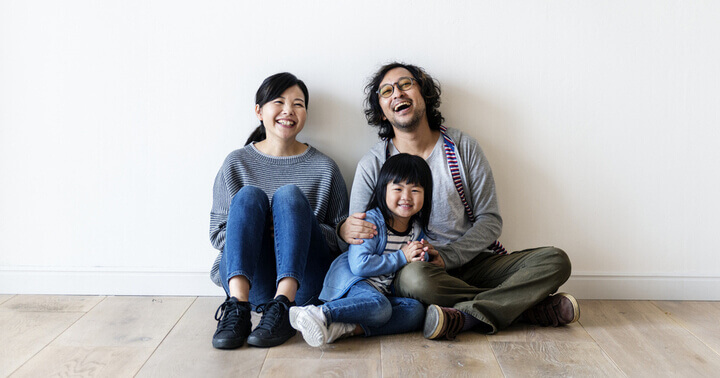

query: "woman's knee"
xmin=272 ymin=185 xmax=310 ymax=210
xmin=273 ymin=184 xmax=303 ymax=201
xmin=230 ymin=186 xmax=269 ymax=209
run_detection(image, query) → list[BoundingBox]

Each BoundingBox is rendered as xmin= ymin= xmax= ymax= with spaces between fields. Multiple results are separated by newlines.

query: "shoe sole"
xmin=294 ymin=310 xmax=327 ymax=347
xmin=423 ymin=304 xmax=445 ymax=340
xmin=246 ymin=329 xmax=296 ymax=348
xmin=212 ymin=337 xmax=245 ymax=350
xmin=556 ymin=292 xmax=580 ymax=323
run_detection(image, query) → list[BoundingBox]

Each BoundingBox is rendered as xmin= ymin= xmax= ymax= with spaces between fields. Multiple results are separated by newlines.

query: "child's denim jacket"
xmin=319 ymin=207 xmax=426 ymax=302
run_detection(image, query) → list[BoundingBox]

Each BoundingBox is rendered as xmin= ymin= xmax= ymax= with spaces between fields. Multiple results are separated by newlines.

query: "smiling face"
xmin=378 ymin=67 xmax=428 ymax=133
xmin=255 ymin=84 xmax=307 ymax=142
xmin=385 ymin=181 xmax=425 ymax=230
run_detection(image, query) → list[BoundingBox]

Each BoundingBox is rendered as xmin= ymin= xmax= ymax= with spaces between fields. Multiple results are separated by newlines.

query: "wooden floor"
xmin=2 ymin=295 xmax=720 ymax=377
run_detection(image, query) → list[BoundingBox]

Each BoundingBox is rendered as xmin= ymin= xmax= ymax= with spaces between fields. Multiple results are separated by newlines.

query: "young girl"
xmin=289 ymin=153 xmax=434 ymax=347
xmin=210 ymin=73 xmax=348 ymax=349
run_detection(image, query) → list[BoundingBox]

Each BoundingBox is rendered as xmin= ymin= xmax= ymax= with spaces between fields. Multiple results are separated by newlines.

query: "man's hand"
xmin=339 ymin=212 xmax=378 ymax=245
xmin=421 ymin=239 xmax=445 ymax=268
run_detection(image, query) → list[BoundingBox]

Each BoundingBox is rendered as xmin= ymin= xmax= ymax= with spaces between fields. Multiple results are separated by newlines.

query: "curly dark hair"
xmin=364 ymin=62 xmax=444 ymax=140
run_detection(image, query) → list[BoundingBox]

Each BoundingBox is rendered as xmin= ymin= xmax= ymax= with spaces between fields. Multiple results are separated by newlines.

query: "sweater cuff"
xmin=435 ymin=245 xmax=459 ymax=270
xmin=335 ymin=216 xmax=349 ymax=252
xmin=397 ymin=249 xmax=408 ymax=265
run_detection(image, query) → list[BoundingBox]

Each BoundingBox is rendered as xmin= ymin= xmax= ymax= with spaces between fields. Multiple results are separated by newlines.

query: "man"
xmin=339 ymin=62 xmax=578 ymax=339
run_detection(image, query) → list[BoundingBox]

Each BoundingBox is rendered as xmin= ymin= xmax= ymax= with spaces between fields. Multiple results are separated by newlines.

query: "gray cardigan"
xmin=348 ymin=127 xmax=502 ymax=270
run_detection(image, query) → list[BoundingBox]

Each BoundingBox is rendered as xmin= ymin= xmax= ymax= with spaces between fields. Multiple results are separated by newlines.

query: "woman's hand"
xmin=402 ymin=241 xmax=426 ymax=262
xmin=340 ymin=212 xmax=378 ymax=244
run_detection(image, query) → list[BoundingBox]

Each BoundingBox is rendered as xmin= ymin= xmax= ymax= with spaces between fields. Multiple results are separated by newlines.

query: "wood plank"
xmin=0 ymin=295 xmax=102 ymax=376
xmin=0 ymin=309 xmax=83 ymax=376
xmin=491 ymin=341 xmax=623 ymax=377
xmin=382 ymin=331 xmax=504 ymax=377
xmin=11 ymin=346 xmax=155 ymax=378
xmin=488 ymin=321 xmax=622 ymax=377
xmin=137 ymin=297 xmax=268 ymax=378
xmin=267 ymin=328 xmax=382 ymax=360
xmin=488 ymin=321 xmax=595 ymax=343
xmin=654 ymin=301 xmax=720 ymax=355
xmin=260 ymin=358 xmax=381 ymax=377
xmin=2 ymin=294 xmax=103 ymax=313
xmin=580 ymin=300 xmax=720 ymax=377
xmin=53 ymin=296 xmax=194 ymax=347
xmin=11 ymin=296 xmax=193 ymax=377
xmin=0 ymin=295 xmax=15 ymax=305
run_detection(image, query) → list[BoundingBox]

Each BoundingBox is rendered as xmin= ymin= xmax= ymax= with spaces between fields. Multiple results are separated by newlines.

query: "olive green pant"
xmin=393 ymin=246 xmax=571 ymax=334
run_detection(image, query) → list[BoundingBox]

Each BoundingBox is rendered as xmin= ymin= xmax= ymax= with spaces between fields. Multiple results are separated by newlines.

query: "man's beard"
xmin=390 ymin=108 xmax=424 ymax=133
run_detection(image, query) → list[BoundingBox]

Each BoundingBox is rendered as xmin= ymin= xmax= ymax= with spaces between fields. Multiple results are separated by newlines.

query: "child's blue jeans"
xmin=322 ymin=280 xmax=424 ymax=336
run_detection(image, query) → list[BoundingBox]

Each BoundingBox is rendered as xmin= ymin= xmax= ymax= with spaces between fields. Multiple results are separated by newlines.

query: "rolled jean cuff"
xmin=227 ymin=270 xmax=253 ymax=288
xmin=320 ymin=305 xmax=333 ymax=324
xmin=276 ymin=272 xmax=302 ymax=288
xmin=358 ymin=324 xmax=372 ymax=337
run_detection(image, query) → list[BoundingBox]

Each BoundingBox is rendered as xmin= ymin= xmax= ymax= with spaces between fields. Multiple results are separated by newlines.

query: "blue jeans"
xmin=220 ymin=185 xmax=332 ymax=308
xmin=322 ymin=280 xmax=424 ymax=337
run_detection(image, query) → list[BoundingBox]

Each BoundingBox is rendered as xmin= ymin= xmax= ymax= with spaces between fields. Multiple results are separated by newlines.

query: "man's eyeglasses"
xmin=376 ymin=77 xmax=418 ymax=98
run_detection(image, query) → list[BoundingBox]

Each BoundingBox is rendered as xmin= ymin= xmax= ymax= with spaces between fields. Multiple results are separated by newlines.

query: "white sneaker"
xmin=326 ymin=322 xmax=356 ymax=344
xmin=289 ymin=305 xmax=355 ymax=347
xmin=289 ymin=305 xmax=329 ymax=347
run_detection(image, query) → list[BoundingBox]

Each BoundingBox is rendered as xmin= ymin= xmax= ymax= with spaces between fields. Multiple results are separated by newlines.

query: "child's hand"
xmin=401 ymin=241 xmax=425 ymax=262
xmin=420 ymin=239 xmax=445 ymax=268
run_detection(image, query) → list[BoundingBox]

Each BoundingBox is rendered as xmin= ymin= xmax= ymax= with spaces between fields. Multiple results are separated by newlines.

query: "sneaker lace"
xmin=215 ymin=300 xmax=242 ymax=332
xmin=255 ymin=299 xmax=289 ymax=334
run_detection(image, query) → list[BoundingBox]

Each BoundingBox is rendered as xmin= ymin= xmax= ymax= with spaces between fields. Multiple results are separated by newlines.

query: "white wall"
xmin=2 ymin=1 xmax=719 ymax=299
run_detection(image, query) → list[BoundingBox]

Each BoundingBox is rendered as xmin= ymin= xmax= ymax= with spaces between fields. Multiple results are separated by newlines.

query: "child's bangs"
xmin=390 ymin=171 xmax=422 ymax=187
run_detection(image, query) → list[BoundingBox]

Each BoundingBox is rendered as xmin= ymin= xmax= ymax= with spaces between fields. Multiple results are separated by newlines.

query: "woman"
xmin=209 ymin=72 xmax=348 ymax=349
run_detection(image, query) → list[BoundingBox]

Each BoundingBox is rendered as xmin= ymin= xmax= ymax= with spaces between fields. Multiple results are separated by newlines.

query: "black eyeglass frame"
xmin=376 ymin=77 xmax=418 ymax=98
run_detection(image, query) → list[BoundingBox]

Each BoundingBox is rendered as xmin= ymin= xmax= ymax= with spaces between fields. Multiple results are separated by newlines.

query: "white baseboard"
xmin=2 ymin=267 xmax=720 ymax=300
xmin=559 ymin=273 xmax=720 ymax=300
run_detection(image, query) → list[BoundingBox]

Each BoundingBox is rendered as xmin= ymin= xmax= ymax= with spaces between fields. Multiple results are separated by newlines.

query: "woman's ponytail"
xmin=245 ymin=124 xmax=266 ymax=145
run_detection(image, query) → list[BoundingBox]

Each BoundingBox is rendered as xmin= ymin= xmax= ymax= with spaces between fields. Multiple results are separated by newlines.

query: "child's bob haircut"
xmin=366 ymin=153 xmax=433 ymax=236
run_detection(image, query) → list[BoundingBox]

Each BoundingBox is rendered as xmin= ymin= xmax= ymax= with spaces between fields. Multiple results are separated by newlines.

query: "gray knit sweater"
xmin=209 ymin=144 xmax=349 ymax=286
xmin=348 ymin=127 xmax=503 ymax=270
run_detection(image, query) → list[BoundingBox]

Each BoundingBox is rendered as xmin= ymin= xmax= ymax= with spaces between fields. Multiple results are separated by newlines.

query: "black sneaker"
xmin=246 ymin=295 xmax=296 ymax=348
xmin=212 ymin=297 xmax=252 ymax=349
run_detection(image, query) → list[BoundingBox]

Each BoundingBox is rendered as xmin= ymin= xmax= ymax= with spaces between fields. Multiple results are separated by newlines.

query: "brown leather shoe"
xmin=522 ymin=293 xmax=580 ymax=326
xmin=424 ymin=305 xmax=465 ymax=340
